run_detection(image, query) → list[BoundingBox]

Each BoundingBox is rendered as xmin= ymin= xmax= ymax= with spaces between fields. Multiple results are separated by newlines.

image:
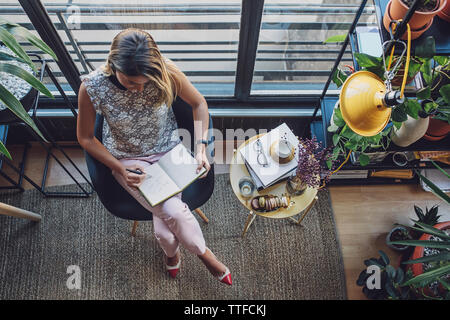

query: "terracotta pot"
xmin=384 ymin=0 xmax=447 ymax=40
xmin=424 ymin=117 xmax=450 ymax=141
xmin=411 ymin=221 xmax=450 ymax=297
xmin=437 ymin=0 xmax=450 ymax=21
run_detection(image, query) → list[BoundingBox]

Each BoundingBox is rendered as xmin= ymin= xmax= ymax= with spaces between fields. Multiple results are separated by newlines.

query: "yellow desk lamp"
xmin=339 ymin=22 xmax=411 ymax=137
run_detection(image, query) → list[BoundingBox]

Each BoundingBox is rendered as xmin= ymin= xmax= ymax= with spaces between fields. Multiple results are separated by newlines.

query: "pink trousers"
xmin=111 ymin=150 xmax=207 ymax=258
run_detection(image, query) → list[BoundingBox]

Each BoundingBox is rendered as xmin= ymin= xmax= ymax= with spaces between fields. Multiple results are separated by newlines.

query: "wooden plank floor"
xmin=1 ymin=141 xmax=449 ymax=300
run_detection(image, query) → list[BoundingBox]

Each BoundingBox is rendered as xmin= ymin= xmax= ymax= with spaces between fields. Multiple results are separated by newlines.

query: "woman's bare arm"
xmin=174 ymin=68 xmax=211 ymax=176
xmin=77 ymin=82 xmax=124 ymax=173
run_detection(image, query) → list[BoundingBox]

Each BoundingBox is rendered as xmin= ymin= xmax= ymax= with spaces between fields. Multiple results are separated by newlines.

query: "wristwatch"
xmin=196 ymin=139 xmax=208 ymax=146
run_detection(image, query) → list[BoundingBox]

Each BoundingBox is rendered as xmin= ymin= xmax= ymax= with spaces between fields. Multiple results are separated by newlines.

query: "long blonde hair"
xmin=103 ymin=28 xmax=182 ymax=107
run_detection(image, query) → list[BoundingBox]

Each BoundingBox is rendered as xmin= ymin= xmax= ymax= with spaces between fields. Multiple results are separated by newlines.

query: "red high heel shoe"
xmin=165 ymin=254 xmax=181 ymax=278
xmin=217 ymin=267 xmax=232 ymax=286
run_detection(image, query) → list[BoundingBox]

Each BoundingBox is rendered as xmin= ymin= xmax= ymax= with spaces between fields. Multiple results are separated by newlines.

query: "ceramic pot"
xmin=383 ymin=0 xmax=447 ymax=40
xmin=386 ymin=226 xmax=411 ymax=251
xmin=391 ymin=115 xmax=430 ymax=147
xmin=286 ymin=175 xmax=307 ymax=196
xmin=424 ymin=117 xmax=450 ymax=141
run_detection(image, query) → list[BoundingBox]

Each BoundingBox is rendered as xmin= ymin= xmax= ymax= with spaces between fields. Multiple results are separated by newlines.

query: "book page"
xmin=158 ymin=143 xmax=207 ymax=190
xmin=138 ymin=163 xmax=181 ymax=206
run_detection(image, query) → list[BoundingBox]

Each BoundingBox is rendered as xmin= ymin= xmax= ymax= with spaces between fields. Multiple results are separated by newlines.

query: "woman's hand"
xmin=195 ymin=149 xmax=211 ymax=179
xmin=119 ymin=164 xmax=147 ymax=188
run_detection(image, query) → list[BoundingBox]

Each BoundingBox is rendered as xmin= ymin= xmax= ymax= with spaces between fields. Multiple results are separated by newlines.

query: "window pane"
xmin=251 ymin=0 xmax=377 ymax=95
xmin=39 ymin=0 xmax=241 ymax=96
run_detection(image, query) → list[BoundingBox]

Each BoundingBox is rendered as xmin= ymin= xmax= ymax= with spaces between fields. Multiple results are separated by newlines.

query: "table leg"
xmin=0 ymin=202 xmax=41 ymax=221
xmin=290 ymin=196 xmax=318 ymax=225
xmin=241 ymin=210 xmax=256 ymax=238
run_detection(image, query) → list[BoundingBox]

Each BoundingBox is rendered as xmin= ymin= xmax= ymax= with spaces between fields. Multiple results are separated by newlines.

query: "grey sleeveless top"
xmin=80 ymin=67 xmax=181 ymax=159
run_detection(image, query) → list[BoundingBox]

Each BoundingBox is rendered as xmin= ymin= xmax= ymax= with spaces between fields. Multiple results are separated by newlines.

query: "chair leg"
xmin=131 ymin=221 xmax=138 ymax=237
xmin=194 ymin=208 xmax=209 ymax=223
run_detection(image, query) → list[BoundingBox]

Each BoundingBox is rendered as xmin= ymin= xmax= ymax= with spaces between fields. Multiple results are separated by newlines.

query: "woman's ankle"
xmin=198 ymin=248 xmax=227 ymax=277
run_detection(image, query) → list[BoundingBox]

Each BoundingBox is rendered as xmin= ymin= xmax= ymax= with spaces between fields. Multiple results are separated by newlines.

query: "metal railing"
xmin=2 ymin=1 xmax=376 ymax=100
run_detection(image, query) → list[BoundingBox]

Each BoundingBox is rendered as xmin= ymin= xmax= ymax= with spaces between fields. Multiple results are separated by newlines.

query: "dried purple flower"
xmin=295 ymin=137 xmax=335 ymax=188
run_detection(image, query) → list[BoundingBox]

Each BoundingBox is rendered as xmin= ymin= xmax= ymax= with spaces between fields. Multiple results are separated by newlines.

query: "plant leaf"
xmin=414 ymin=205 xmax=425 ymax=221
xmin=359 ymin=153 xmax=370 ymax=166
xmin=0 ymin=63 xmax=53 ymax=98
xmin=379 ymin=250 xmax=390 ymax=266
xmin=416 ymin=169 xmax=450 ymax=205
xmin=395 ymin=221 xmax=450 ymax=240
xmin=0 ymin=26 xmax=35 ymax=72
xmin=391 ymin=104 xmax=408 ymax=122
xmin=0 ymin=140 xmax=11 ymax=160
xmin=416 ymin=86 xmax=431 ymax=100
xmin=324 ymin=34 xmax=347 ymax=43
xmin=405 ymin=99 xmax=421 ymax=119
xmin=0 ymin=51 xmax=26 ymax=63
xmin=430 ymin=160 xmax=450 ymax=179
xmin=402 ymin=264 xmax=450 ymax=287
xmin=388 ymin=239 xmax=450 ymax=249
xmin=439 ymin=84 xmax=450 ymax=104
xmin=402 ymin=251 xmax=450 ymax=265
xmin=332 ymin=108 xmax=346 ymax=127
xmin=354 ymin=53 xmax=382 ymax=68
xmin=332 ymin=133 xmax=340 ymax=146
xmin=4 ymin=24 xmax=58 ymax=62
xmin=0 ymin=83 xmax=47 ymax=142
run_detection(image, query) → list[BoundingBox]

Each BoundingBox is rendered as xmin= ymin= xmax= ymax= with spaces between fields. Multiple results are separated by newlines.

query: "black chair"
xmin=85 ymin=98 xmax=215 ymax=235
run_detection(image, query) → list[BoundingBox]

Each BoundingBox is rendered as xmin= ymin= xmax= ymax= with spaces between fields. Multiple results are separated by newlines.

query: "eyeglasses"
xmin=253 ymin=138 xmax=269 ymax=167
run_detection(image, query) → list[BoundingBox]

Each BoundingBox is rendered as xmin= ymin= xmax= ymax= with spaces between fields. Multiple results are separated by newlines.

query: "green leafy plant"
xmin=327 ymin=104 xmax=393 ymax=166
xmin=324 ymin=34 xmax=449 ymax=166
xmin=389 ymin=221 xmax=450 ymax=300
xmin=0 ymin=17 xmax=57 ymax=159
xmin=356 ymin=250 xmax=414 ymax=299
xmin=414 ymin=204 xmax=441 ymax=227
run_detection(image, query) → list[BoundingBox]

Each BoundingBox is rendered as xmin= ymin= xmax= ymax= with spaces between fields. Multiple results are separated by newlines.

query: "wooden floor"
xmin=1 ymin=141 xmax=449 ymax=300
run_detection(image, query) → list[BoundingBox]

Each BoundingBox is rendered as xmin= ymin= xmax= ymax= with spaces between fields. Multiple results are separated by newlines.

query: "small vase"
xmin=286 ymin=175 xmax=307 ymax=196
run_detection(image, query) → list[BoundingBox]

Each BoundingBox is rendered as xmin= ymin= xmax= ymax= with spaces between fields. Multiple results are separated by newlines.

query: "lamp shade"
xmin=339 ymin=71 xmax=391 ymax=137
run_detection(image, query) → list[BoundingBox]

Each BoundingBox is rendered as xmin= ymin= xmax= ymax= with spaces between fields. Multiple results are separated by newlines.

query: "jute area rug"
xmin=0 ymin=174 xmax=347 ymax=300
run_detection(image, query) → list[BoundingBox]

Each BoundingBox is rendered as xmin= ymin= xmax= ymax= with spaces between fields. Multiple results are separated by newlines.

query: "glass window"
xmin=38 ymin=0 xmax=242 ymax=97
xmin=250 ymin=0 xmax=377 ymax=96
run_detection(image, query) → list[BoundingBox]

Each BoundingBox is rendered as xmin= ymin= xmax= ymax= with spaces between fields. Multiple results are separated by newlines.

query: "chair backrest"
xmin=85 ymin=97 xmax=215 ymax=220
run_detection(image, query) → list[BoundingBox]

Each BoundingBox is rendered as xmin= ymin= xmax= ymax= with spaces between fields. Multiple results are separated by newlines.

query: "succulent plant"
xmin=414 ymin=205 xmax=441 ymax=227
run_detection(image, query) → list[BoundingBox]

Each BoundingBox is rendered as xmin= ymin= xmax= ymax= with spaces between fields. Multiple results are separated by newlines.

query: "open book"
xmin=138 ymin=143 xmax=206 ymax=207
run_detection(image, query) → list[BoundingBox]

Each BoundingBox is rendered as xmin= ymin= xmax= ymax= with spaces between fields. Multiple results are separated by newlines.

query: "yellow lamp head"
xmin=339 ymin=71 xmax=402 ymax=137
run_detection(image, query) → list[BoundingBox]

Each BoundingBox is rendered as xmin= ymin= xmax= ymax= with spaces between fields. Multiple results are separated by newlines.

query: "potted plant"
xmin=383 ymin=0 xmax=448 ymax=40
xmin=387 ymin=226 xmax=413 ymax=251
xmin=0 ymin=17 xmax=57 ymax=157
xmin=0 ymin=18 xmax=57 ymax=221
xmin=286 ymin=136 xmax=333 ymax=195
xmin=356 ymin=250 xmax=414 ymax=299
xmin=389 ymin=221 xmax=450 ymax=299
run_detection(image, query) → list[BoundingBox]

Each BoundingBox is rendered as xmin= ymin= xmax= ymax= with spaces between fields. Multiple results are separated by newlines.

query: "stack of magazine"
xmin=239 ymin=123 xmax=299 ymax=191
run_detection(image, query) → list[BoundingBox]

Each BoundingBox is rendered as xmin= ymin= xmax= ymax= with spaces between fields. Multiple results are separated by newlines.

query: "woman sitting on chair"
xmin=76 ymin=28 xmax=231 ymax=285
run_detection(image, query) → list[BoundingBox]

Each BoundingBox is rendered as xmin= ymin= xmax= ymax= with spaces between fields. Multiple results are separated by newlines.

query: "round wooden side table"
xmin=229 ymin=134 xmax=318 ymax=237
